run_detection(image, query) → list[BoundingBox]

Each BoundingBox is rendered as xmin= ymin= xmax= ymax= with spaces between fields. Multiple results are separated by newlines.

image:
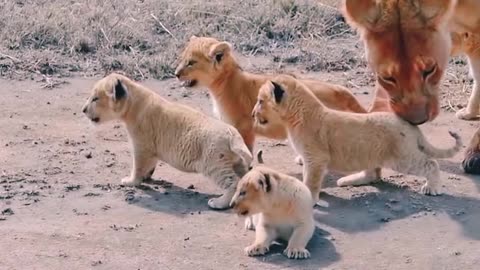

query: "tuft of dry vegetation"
xmin=0 ymin=0 xmax=365 ymax=80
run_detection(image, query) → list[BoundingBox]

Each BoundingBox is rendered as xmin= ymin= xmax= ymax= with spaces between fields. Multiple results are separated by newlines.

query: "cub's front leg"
xmin=284 ymin=220 xmax=315 ymax=259
xmin=121 ymin=149 xmax=157 ymax=186
xmin=302 ymin=156 xmax=329 ymax=204
xmin=244 ymin=217 xmax=276 ymax=257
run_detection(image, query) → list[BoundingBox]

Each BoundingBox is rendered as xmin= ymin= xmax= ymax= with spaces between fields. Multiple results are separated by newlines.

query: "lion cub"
xmin=230 ymin=165 xmax=314 ymax=259
xmin=175 ymin=36 xmax=366 ymax=153
xmin=81 ymin=73 xmax=252 ymax=209
xmin=253 ymin=75 xmax=462 ymax=202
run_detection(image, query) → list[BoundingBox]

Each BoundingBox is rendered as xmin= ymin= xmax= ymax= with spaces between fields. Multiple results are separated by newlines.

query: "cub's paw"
xmin=207 ymin=197 xmax=230 ymax=210
xmin=420 ymin=183 xmax=442 ymax=196
xmin=294 ymin=156 xmax=304 ymax=166
xmin=244 ymin=244 xmax=269 ymax=257
xmin=121 ymin=177 xmax=141 ymax=187
xmin=244 ymin=216 xmax=255 ymax=231
xmin=456 ymin=108 xmax=480 ymax=120
xmin=283 ymin=247 xmax=310 ymax=259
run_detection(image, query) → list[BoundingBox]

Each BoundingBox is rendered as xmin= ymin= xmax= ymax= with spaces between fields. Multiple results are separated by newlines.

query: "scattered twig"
xmin=150 ymin=13 xmax=178 ymax=42
xmin=0 ymin=52 xmax=21 ymax=63
xmin=100 ymin=27 xmax=111 ymax=46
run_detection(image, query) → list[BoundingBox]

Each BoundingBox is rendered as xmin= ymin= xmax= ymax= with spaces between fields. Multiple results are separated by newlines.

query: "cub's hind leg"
xmin=337 ymin=168 xmax=382 ymax=187
xmin=395 ymin=158 xmax=442 ymax=196
xmin=204 ymin=158 xmax=245 ymax=210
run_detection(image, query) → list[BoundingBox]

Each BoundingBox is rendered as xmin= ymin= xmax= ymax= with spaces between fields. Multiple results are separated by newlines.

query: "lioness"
xmin=174 ymin=36 xmax=367 ymax=153
xmin=340 ymin=0 xmax=480 ymax=123
xmin=339 ymin=0 xmax=480 ymax=173
xmin=81 ymin=73 xmax=252 ymax=209
xmin=230 ymin=165 xmax=314 ymax=259
xmin=253 ymin=75 xmax=462 ymax=202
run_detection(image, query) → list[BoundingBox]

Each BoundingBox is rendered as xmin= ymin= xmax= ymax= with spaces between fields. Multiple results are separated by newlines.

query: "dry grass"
xmin=0 ymin=0 xmax=365 ymax=80
xmin=0 ymin=0 xmax=472 ymax=110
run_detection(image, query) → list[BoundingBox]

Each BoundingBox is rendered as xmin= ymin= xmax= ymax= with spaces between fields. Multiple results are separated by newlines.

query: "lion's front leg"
xmin=121 ymin=150 xmax=157 ymax=186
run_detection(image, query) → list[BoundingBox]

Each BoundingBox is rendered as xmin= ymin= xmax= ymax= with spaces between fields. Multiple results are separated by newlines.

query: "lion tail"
xmin=417 ymin=130 xmax=462 ymax=159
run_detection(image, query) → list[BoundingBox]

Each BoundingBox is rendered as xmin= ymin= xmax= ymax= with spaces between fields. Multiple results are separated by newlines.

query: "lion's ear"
xmin=271 ymin=81 xmax=285 ymax=104
xmin=113 ymin=79 xmax=127 ymax=101
xmin=417 ymin=0 xmax=456 ymax=28
xmin=257 ymin=173 xmax=272 ymax=193
xmin=208 ymin=41 xmax=232 ymax=63
xmin=342 ymin=0 xmax=381 ymax=31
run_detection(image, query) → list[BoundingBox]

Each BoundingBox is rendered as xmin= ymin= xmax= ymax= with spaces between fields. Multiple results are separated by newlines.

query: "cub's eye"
xmin=239 ymin=191 xmax=246 ymax=196
xmin=422 ymin=65 xmax=436 ymax=80
xmin=187 ymin=60 xmax=196 ymax=67
xmin=92 ymin=97 xmax=99 ymax=102
xmin=380 ymin=76 xmax=396 ymax=85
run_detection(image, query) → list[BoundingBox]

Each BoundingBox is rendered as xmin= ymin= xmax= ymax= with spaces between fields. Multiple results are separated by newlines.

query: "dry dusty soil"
xmin=1 ymin=68 xmax=480 ymax=270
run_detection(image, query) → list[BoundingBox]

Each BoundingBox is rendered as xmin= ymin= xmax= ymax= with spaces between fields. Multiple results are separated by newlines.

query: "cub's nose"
xmin=229 ymin=201 xmax=236 ymax=208
xmin=82 ymin=106 xmax=87 ymax=114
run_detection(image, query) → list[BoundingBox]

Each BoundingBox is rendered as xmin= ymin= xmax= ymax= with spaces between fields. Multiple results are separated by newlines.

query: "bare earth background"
xmin=1 ymin=0 xmax=480 ymax=270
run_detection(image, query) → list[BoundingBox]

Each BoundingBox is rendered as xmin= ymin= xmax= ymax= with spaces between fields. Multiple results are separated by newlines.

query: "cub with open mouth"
xmin=230 ymin=166 xmax=314 ymax=259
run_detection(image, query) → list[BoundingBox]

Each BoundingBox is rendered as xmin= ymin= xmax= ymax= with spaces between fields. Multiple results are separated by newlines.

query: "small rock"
xmin=65 ymin=184 xmax=81 ymax=192
xmin=187 ymin=184 xmax=195 ymax=190
xmin=1 ymin=208 xmax=14 ymax=216
xmin=91 ymin=260 xmax=103 ymax=266
xmin=379 ymin=217 xmax=391 ymax=223
xmin=84 ymin=152 xmax=92 ymax=159
xmin=184 ymin=237 xmax=190 ymax=241
xmin=455 ymin=210 xmax=465 ymax=216
xmin=453 ymin=251 xmax=462 ymax=256
xmin=84 ymin=192 xmax=101 ymax=197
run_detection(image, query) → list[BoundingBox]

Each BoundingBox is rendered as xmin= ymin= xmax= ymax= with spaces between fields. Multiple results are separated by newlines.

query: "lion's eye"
xmin=422 ymin=65 xmax=436 ymax=80
xmin=92 ymin=97 xmax=99 ymax=102
xmin=187 ymin=60 xmax=196 ymax=67
xmin=239 ymin=191 xmax=246 ymax=196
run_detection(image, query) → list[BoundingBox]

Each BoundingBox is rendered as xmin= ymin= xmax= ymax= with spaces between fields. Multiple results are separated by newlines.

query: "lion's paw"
xmin=420 ymin=183 xmax=442 ymax=196
xmin=283 ymin=247 xmax=310 ymax=259
xmin=121 ymin=177 xmax=141 ymax=187
xmin=244 ymin=244 xmax=269 ymax=257
xmin=456 ymin=108 xmax=480 ymax=120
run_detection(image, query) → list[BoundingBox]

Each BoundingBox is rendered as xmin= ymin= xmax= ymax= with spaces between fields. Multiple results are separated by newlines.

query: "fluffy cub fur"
xmin=230 ymin=165 xmax=314 ymax=259
xmin=81 ymin=73 xmax=252 ymax=209
xmin=175 ymin=36 xmax=366 ymax=153
xmin=253 ymin=75 xmax=463 ymax=202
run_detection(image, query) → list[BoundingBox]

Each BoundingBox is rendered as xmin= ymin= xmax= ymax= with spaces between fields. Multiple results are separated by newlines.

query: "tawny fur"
xmin=174 ymin=36 xmax=367 ymax=154
xmin=340 ymin=0 xmax=480 ymax=124
xmin=253 ymin=75 xmax=463 ymax=202
xmin=230 ymin=165 xmax=314 ymax=259
xmin=81 ymin=73 xmax=252 ymax=210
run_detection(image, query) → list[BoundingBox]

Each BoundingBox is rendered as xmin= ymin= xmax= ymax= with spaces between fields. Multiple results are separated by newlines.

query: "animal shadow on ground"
xmin=251 ymin=226 xmax=340 ymax=269
xmin=315 ymin=181 xmax=480 ymax=240
xmin=127 ymin=178 xmax=218 ymax=216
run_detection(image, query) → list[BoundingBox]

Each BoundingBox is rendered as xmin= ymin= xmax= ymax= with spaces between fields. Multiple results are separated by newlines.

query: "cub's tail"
xmin=418 ymin=130 xmax=462 ymax=159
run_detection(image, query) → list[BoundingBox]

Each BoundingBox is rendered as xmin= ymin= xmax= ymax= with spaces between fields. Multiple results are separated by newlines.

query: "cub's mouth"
xmin=181 ymin=79 xmax=198 ymax=88
xmin=255 ymin=115 xmax=268 ymax=125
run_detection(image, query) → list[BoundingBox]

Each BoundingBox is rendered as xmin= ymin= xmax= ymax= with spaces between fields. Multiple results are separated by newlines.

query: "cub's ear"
xmin=257 ymin=173 xmax=272 ymax=193
xmin=271 ymin=81 xmax=285 ymax=103
xmin=113 ymin=79 xmax=127 ymax=101
xmin=208 ymin=41 xmax=232 ymax=63
xmin=189 ymin=35 xmax=198 ymax=41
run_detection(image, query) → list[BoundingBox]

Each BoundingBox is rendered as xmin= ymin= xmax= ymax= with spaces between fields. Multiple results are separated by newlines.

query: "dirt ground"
xmin=1 ymin=62 xmax=480 ymax=270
